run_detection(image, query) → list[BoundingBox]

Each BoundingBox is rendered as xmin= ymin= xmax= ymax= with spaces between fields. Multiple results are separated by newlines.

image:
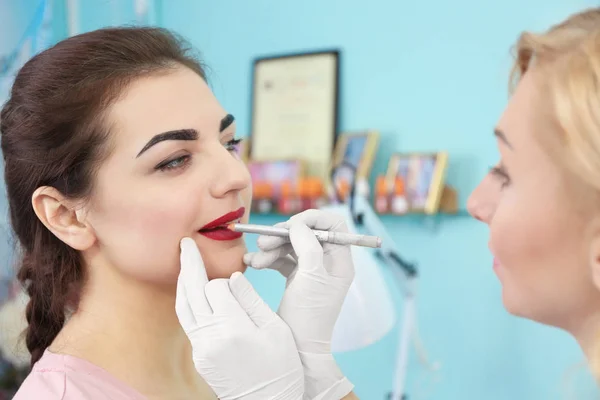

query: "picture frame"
xmin=329 ymin=131 xmax=379 ymax=202
xmin=247 ymin=159 xmax=305 ymax=199
xmin=331 ymin=130 xmax=379 ymax=180
xmin=385 ymin=151 xmax=449 ymax=214
xmin=248 ymin=49 xmax=340 ymax=182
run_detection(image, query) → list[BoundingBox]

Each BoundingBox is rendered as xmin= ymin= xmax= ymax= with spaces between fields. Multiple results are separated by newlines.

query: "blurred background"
xmin=1 ymin=1 xmax=600 ymax=399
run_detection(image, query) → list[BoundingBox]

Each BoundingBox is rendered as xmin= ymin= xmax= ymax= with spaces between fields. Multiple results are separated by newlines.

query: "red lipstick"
xmin=198 ymin=207 xmax=245 ymax=241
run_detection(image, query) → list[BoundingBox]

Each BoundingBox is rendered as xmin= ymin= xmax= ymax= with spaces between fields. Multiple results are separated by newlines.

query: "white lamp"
xmin=323 ymin=170 xmax=439 ymax=400
xmin=318 ymin=202 xmax=396 ymax=353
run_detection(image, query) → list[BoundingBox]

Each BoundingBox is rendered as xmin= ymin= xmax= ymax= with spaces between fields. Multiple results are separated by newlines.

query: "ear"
xmin=31 ymin=186 xmax=96 ymax=251
xmin=590 ymin=230 xmax=600 ymax=292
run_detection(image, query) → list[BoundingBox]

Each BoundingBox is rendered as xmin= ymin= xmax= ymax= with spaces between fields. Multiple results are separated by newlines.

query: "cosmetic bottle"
xmin=290 ymin=180 xmax=302 ymax=213
xmin=337 ymin=179 xmax=350 ymax=202
xmin=251 ymin=181 xmax=264 ymax=213
xmin=355 ymin=178 xmax=370 ymax=199
xmin=278 ymin=180 xmax=293 ymax=214
xmin=257 ymin=182 xmax=274 ymax=214
xmin=391 ymin=177 xmax=409 ymax=214
xmin=375 ymin=176 xmax=389 ymax=213
xmin=298 ymin=178 xmax=311 ymax=211
xmin=315 ymin=178 xmax=328 ymax=209
xmin=307 ymin=177 xmax=327 ymax=209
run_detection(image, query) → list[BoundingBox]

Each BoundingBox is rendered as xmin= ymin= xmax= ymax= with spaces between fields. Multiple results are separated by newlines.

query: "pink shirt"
xmin=13 ymin=350 xmax=147 ymax=399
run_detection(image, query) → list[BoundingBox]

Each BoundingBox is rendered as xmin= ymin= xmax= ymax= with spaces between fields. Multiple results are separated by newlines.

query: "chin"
xmin=500 ymin=286 xmax=528 ymax=318
xmin=201 ymin=240 xmax=248 ymax=280
xmin=207 ymin=261 xmax=247 ymax=280
xmin=501 ymin=289 xmax=556 ymax=327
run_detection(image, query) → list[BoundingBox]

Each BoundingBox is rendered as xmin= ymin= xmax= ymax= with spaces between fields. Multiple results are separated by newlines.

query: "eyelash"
xmin=155 ymin=138 xmax=243 ymax=172
xmin=226 ymin=138 xmax=242 ymax=153
xmin=489 ymin=164 xmax=511 ymax=188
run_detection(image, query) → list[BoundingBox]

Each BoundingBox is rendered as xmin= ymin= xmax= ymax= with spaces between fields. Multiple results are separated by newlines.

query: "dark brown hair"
xmin=0 ymin=26 xmax=207 ymax=367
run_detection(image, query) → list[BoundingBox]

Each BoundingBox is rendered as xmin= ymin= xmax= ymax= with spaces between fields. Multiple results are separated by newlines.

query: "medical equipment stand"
xmin=350 ymin=190 xmax=418 ymax=400
xmin=330 ymin=161 xmax=434 ymax=399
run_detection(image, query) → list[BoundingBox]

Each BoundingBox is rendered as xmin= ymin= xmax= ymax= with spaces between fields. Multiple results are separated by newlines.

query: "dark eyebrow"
xmin=220 ymin=114 xmax=235 ymax=132
xmin=136 ymin=129 xmax=198 ymax=158
xmin=494 ymin=128 xmax=513 ymax=149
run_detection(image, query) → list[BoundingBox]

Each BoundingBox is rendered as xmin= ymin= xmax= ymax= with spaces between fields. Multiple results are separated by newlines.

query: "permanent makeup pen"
xmin=227 ymin=223 xmax=382 ymax=248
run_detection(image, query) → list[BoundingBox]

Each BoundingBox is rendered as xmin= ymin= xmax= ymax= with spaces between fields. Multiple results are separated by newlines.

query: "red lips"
xmin=198 ymin=207 xmax=245 ymax=241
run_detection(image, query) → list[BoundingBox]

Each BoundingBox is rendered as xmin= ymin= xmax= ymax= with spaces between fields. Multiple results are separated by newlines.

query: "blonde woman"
xmin=467 ymin=7 xmax=600 ymax=380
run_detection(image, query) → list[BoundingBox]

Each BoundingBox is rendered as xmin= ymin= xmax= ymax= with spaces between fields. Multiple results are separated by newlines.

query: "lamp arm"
xmin=350 ymin=193 xmax=418 ymax=279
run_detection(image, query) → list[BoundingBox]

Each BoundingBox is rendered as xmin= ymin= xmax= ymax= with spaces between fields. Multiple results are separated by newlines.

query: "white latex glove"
xmin=176 ymin=237 xmax=304 ymax=400
xmin=243 ymin=210 xmax=356 ymax=400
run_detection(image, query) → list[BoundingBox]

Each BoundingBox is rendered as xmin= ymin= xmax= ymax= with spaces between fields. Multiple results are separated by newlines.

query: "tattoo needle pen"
xmin=227 ymin=223 xmax=382 ymax=248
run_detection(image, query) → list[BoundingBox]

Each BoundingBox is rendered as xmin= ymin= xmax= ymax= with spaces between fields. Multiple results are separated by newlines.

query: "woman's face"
xmin=467 ymin=69 xmax=600 ymax=331
xmin=85 ymin=66 xmax=252 ymax=283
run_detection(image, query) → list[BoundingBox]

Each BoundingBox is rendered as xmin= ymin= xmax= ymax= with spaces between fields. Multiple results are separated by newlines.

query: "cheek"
xmin=492 ymin=197 xmax=558 ymax=274
xmin=490 ymin=185 xmax=589 ymax=321
xmin=241 ymin=184 xmax=252 ymax=224
xmin=90 ymin=194 xmax=197 ymax=283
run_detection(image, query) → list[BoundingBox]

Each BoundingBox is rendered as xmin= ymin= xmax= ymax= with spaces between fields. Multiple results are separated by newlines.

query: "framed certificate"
xmin=249 ymin=50 xmax=340 ymax=182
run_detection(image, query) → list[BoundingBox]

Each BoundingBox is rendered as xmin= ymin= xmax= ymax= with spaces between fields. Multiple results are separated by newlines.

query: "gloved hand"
xmin=243 ymin=210 xmax=356 ymax=400
xmin=175 ymin=237 xmax=304 ymax=400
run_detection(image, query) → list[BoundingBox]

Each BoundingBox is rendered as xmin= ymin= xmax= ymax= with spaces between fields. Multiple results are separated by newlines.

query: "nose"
xmin=467 ymin=174 xmax=497 ymax=224
xmin=209 ymin=145 xmax=251 ymax=199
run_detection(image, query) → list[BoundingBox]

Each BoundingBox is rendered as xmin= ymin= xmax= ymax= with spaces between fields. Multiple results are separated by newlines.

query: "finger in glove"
xmin=243 ymin=252 xmax=298 ymax=279
xmin=229 ymin=272 xmax=278 ymax=328
xmin=244 ymin=243 xmax=295 ymax=268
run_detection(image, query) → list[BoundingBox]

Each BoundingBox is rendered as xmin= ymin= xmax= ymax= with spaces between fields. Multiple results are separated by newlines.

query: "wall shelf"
xmin=250 ymin=209 xmax=471 ymax=219
xmin=249 ymin=209 xmax=472 ymax=232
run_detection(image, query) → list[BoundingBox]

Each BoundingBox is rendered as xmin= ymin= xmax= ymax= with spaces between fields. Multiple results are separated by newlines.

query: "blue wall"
xmin=159 ymin=1 xmax=600 ymax=399
xmin=73 ymin=0 xmax=157 ymax=32
xmin=0 ymin=0 xmax=67 ymax=60
xmin=2 ymin=1 xmax=600 ymax=398
xmin=0 ymin=0 xmax=62 ymax=279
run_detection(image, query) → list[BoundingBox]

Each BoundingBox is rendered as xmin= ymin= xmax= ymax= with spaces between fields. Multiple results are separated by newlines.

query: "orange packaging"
xmin=252 ymin=181 xmax=262 ymax=198
xmin=394 ymin=177 xmax=405 ymax=195
xmin=375 ymin=176 xmax=389 ymax=213
xmin=251 ymin=181 xmax=274 ymax=214
xmin=279 ymin=180 xmax=294 ymax=214
xmin=263 ymin=182 xmax=274 ymax=199
xmin=251 ymin=181 xmax=264 ymax=212
xmin=306 ymin=177 xmax=326 ymax=209
xmin=337 ymin=179 xmax=350 ymax=201
xmin=256 ymin=182 xmax=274 ymax=214
xmin=297 ymin=178 xmax=311 ymax=211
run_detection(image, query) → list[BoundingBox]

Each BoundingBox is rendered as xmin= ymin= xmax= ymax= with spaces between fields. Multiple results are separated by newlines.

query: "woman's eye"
xmin=225 ymin=138 xmax=242 ymax=153
xmin=154 ymin=140 xmax=241 ymax=172
xmin=155 ymin=155 xmax=190 ymax=172
xmin=489 ymin=165 xmax=511 ymax=188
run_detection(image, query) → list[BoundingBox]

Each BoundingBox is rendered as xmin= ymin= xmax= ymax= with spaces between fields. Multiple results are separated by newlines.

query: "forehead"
xmin=497 ymin=69 xmax=565 ymax=161
xmin=106 ymin=66 xmax=226 ymax=151
xmin=497 ymin=72 xmax=542 ymax=145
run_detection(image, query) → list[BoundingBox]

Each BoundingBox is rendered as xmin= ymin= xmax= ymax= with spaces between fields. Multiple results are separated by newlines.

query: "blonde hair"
xmin=510 ymin=8 xmax=600 ymax=192
xmin=509 ymin=7 xmax=600 ymax=381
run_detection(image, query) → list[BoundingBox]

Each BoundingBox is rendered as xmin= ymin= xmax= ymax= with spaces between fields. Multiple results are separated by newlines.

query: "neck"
xmin=51 ymin=258 xmax=212 ymax=398
xmin=572 ymin=314 xmax=600 ymax=378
